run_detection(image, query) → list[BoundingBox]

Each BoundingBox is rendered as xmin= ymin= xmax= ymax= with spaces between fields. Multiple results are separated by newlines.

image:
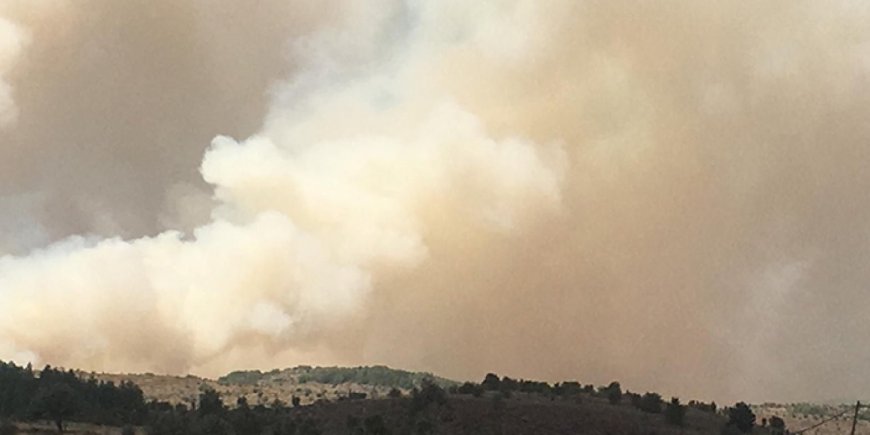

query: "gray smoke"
xmin=1 ymin=0 xmax=870 ymax=404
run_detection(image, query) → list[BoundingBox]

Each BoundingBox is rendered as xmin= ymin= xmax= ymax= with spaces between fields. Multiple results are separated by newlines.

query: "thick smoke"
xmin=2 ymin=0 xmax=870 ymax=404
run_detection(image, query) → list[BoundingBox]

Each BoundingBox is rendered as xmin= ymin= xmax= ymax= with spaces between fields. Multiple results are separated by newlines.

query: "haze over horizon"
xmin=1 ymin=0 xmax=870 ymax=405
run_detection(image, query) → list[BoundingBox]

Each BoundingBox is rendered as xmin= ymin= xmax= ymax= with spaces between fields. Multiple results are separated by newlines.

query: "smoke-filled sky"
xmin=1 ymin=0 xmax=870 ymax=404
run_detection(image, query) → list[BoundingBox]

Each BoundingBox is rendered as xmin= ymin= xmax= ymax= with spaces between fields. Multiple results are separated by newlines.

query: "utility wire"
xmin=788 ymin=406 xmax=857 ymax=434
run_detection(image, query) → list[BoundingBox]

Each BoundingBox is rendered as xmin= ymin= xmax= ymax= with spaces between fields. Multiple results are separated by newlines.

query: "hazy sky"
xmin=1 ymin=0 xmax=870 ymax=404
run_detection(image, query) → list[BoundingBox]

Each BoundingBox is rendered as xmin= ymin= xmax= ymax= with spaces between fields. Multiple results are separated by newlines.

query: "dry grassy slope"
xmin=85 ymin=367 xmax=424 ymax=408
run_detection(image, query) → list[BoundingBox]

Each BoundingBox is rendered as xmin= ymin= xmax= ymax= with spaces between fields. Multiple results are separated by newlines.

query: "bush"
xmin=769 ymin=416 xmax=785 ymax=431
xmin=664 ymin=398 xmax=686 ymax=426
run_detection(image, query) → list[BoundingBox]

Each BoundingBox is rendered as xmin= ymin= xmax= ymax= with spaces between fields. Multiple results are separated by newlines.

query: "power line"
xmin=789 ymin=408 xmax=851 ymax=434
xmin=787 ymin=401 xmax=870 ymax=435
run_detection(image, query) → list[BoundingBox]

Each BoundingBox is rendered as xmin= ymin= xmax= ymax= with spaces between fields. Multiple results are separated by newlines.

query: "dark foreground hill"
xmin=269 ymin=391 xmax=726 ymax=435
xmin=4 ymin=391 xmax=726 ymax=435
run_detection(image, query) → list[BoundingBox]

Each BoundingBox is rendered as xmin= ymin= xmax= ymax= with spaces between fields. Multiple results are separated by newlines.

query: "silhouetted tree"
xmin=500 ymin=376 xmax=519 ymax=392
xmin=32 ymin=383 xmax=78 ymax=433
xmin=726 ymin=402 xmax=756 ymax=433
xmin=482 ymin=373 xmax=501 ymax=391
xmin=599 ymin=382 xmax=622 ymax=405
xmin=769 ymin=416 xmax=786 ymax=435
xmin=197 ymin=389 xmax=225 ymax=417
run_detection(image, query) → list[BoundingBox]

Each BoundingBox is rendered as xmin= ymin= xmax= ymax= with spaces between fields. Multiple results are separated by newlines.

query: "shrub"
xmin=769 ymin=416 xmax=785 ymax=430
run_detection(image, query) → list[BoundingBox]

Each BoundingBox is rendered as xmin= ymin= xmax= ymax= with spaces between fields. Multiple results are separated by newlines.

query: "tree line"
xmin=0 ymin=360 xmax=319 ymax=434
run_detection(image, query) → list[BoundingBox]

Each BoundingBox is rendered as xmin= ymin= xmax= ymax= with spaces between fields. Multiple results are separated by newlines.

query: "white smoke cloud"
xmin=2 ymin=0 xmax=870 ymax=404
xmin=0 ymin=83 xmax=563 ymax=373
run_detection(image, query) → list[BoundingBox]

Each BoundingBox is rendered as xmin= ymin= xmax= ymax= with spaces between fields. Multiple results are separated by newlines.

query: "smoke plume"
xmin=2 ymin=0 xmax=870 ymax=404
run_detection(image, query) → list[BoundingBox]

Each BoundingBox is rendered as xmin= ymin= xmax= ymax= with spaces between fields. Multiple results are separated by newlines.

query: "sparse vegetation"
xmin=297 ymin=366 xmax=454 ymax=390
xmin=0 ymin=359 xmax=779 ymax=434
xmin=218 ymin=370 xmax=264 ymax=385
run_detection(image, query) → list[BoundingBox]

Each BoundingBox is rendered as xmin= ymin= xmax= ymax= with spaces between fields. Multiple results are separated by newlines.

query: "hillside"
xmin=89 ymin=366 xmax=456 ymax=409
